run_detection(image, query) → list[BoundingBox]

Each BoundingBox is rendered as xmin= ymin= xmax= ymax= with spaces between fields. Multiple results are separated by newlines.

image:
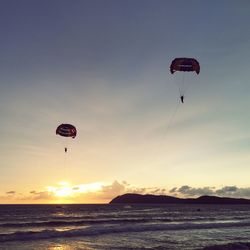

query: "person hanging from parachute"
xmin=170 ymin=58 xmax=200 ymax=104
xmin=180 ymin=95 xmax=184 ymax=103
xmin=56 ymin=123 xmax=77 ymax=153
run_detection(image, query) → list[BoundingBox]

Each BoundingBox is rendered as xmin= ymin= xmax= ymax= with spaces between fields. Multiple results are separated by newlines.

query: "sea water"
xmin=0 ymin=204 xmax=250 ymax=249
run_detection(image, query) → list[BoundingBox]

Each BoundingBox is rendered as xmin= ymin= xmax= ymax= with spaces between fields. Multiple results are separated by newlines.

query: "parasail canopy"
xmin=170 ymin=58 xmax=200 ymax=74
xmin=56 ymin=124 xmax=77 ymax=138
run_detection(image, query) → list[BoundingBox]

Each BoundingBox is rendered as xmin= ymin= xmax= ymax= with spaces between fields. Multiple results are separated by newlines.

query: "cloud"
xmin=169 ymin=187 xmax=177 ymax=193
xmin=29 ymin=190 xmax=52 ymax=200
xmin=97 ymin=180 xmax=126 ymax=200
xmin=29 ymin=181 xmax=170 ymax=203
xmin=215 ymin=186 xmax=238 ymax=196
xmin=169 ymin=185 xmax=250 ymax=198
xmin=169 ymin=185 xmax=215 ymax=197
xmin=215 ymin=186 xmax=250 ymax=198
xmin=3 ymin=182 xmax=250 ymax=204
xmin=82 ymin=181 xmax=170 ymax=202
xmin=6 ymin=191 xmax=16 ymax=195
xmin=15 ymin=181 xmax=129 ymax=203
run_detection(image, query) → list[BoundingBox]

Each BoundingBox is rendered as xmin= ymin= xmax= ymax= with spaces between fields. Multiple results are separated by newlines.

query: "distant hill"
xmin=110 ymin=193 xmax=250 ymax=204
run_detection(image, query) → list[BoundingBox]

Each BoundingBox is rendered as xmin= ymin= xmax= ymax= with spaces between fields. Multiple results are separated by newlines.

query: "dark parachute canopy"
xmin=56 ymin=124 xmax=77 ymax=138
xmin=170 ymin=58 xmax=200 ymax=74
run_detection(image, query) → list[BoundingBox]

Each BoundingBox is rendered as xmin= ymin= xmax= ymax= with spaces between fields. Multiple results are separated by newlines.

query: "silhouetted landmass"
xmin=110 ymin=193 xmax=250 ymax=204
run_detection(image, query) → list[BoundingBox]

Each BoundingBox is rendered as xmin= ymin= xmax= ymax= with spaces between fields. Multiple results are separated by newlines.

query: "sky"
xmin=1 ymin=0 xmax=250 ymax=203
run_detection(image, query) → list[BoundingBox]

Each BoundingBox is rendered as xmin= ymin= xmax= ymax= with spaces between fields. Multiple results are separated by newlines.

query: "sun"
xmin=47 ymin=182 xmax=74 ymax=198
xmin=46 ymin=181 xmax=103 ymax=200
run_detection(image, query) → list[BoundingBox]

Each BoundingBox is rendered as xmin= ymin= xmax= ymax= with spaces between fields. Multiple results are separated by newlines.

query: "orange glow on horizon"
xmin=45 ymin=181 xmax=104 ymax=203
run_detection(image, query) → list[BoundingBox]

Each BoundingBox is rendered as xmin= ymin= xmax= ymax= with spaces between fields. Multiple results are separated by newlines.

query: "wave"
xmin=200 ymin=242 xmax=250 ymax=250
xmin=0 ymin=218 xmax=175 ymax=228
xmin=1 ymin=216 xmax=247 ymax=228
xmin=1 ymin=220 xmax=250 ymax=242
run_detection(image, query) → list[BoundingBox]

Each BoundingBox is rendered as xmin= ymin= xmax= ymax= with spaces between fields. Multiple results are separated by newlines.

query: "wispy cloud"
xmin=6 ymin=191 xmax=16 ymax=195
xmin=29 ymin=190 xmax=52 ymax=200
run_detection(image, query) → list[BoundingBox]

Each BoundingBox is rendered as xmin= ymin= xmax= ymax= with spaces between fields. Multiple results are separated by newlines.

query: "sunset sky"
xmin=1 ymin=1 xmax=250 ymax=203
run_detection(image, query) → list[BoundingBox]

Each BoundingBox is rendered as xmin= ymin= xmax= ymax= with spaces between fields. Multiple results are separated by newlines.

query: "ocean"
xmin=0 ymin=204 xmax=250 ymax=250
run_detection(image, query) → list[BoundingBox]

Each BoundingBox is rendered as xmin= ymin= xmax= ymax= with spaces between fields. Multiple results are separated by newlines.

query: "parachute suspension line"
xmin=182 ymin=73 xmax=186 ymax=94
xmin=159 ymin=101 xmax=181 ymax=153
xmin=63 ymin=143 xmax=69 ymax=177
xmin=178 ymin=72 xmax=196 ymax=103
xmin=183 ymin=73 xmax=193 ymax=96
xmin=63 ymin=150 xmax=67 ymax=176
xmin=163 ymin=100 xmax=181 ymax=137
xmin=175 ymin=72 xmax=186 ymax=97
xmin=180 ymin=72 xmax=186 ymax=96
xmin=178 ymin=85 xmax=182 ymax=97
xmin=150 ymin=99 xmax=181 ymax=167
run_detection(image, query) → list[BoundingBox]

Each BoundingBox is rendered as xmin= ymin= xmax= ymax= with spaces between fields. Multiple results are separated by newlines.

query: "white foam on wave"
xmin=1 ymin=220 xmax=250 ymax=242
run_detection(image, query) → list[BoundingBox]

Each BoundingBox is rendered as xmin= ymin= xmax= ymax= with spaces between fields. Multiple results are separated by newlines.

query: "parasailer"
xmin=180 ymin=95 xmax=184 ymax=103
xmin=170 ymin=58 xmax=200 ymax=103
xmin=56 ymin=124 xmax=77 ymax=153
